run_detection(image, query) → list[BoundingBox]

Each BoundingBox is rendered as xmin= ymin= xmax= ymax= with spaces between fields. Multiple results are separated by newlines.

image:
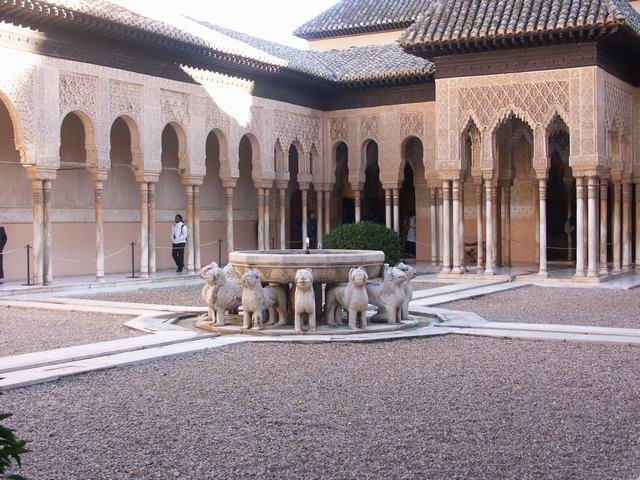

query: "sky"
xmin=126 ymin=0 xmax=340 ymax=48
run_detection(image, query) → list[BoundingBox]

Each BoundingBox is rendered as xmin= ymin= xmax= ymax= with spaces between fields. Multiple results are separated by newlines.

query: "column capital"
xmin=222 ymin=178 xmax=238 ymax=189
xmin=25 ymin=166 xmax=57 ymax=181
xmin=275 ymin=180 xmax=288 ymax=190
xmin=88 ymin=167 xmax=109 ymax=183
xmin=134 ymin=170 xmax=160 ymax=184
xmin=254 ymin=180 xmax=274 ymax=190
xmin=572 ymin=165 xmax=605 ymax=179
xmin=534 ymin=169 xmax=549 ymax=181
xmin=439 ymin=169 xmax=463 ymax=181
xmin=181 ymin=175 xmax=204 ymax=187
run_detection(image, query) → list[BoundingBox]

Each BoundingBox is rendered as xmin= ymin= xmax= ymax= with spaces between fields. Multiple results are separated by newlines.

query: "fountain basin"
xmin=229 ymin=249 xmax=384 ymax=283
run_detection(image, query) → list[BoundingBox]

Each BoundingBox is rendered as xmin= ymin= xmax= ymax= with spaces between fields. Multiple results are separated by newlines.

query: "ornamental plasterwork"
xmin=604 ymin=81 xmax=633 ymax=136
xmin=241 ymin=105 xmax=263 ymax=137
xmin=636 ymin=90 xmax=640 ymax=166
xmin=400 ymin=111 xmax=424 ymax=141
xmin=274 ymin=110 xmax=320 ymax=152
xmin=359 ymin=115 xmax=379 ymax=141
xmin=161 ymin=89 xmax=189 ymax=126
xmin=109 ymin=80 xmax=143 ymax=123
xmin=329 ymin=117 xmax=348 ymax=144
xmin=204 ymin=97 xmax=230 ymax=135
xmin=0 ymin=67 xmax=35 ymax=155
xmin=59 ymin=72 xmax=98 ymax=119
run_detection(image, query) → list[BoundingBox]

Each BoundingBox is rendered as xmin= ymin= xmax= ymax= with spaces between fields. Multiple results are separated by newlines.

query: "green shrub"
xmin=0 ymin=413 xmax=28 ymax=480
xmin=322 ymin=222 xmax=401 ymax=265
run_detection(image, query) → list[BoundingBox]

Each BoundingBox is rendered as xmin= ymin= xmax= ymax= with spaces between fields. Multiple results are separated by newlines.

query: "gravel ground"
xmin=441 ymin=285 xmax=640 ymax=328
xmin=411 ymin=281 xmax=450 ymax=290
xmin=0 ymin=306 xmax=140 ymax=357
xmin=3 ymin=336 xmax=640 ymax=479
xmin=71 ymin=285 xmax=203 ymax=306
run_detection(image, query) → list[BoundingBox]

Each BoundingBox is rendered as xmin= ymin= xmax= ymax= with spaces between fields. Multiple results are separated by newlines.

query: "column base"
xmin=586 ymin=270 xmax=598 ymax=278
xmin=537 ymin=270 xmax=548 ymax=278
xmin=441 ymin=267 xmax=451 ymax=274
xmin=451 ymin=266 xmax=461 ymax=274
xmin=598 ymin=268 xmax=609 ymax=276
xmin=96 ymin=276 xmax=105 ymax=283
xmin=573 ymin=271 xmax=586 ymax=278
xmin=484 ymin=268 xmax=495 ymax=275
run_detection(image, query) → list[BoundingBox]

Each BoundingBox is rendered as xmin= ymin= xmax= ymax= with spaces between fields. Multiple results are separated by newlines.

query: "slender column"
xmin=504 ymin=184 xmax=511 ymax=268
xmin=437 ymin=188 xmax=443 ymax=265
xmin=95 ymin=180 xmax=105 ymax=281
xmin=324 ymin=190 xmax=331 ymax=234
xmin=459 ymin=183 xmax=465 ymax=270
xmin=279 ymin=188 xmax=286 ymax=250
xmin=564 ymin=177 xmax=574 ymax=262
xmin=442 ymin=180 xmax=451 ymax=273
xmin=138 ymin=182 xmax=149 ymax=278
xmin=622 ymin=182 xmax=632 ymax=272
xmin=184 ymin=185 xmax=195 ymax=273
xmin=148 ymin=183 xmax=156 ymax=274
xmin=393 ymin=189 xmax=400 ymax=234
xmin=316 ymin=190 xmax=323 ymax=247
xmin=538 ymin=178 xmax=548 ymax=277
xmin=301 ymin=188 xmax=308 ymax=243
xmin=43 ymin=179 xmax=52 ymax=284
xmin=193 ymin=185 xmax=201 ymax=270
xmin=612 ymin=181 xmax=621 ymax=273
xmin=451 ymin=179 xmax=461 ymax=274
xmin=31 ymin=179 xmax=44 ymax=285
xmin=636 ymin=183 xmax=640 ymax=271
xmin=264 ymin=188 xmax=271 ymax=250
xmin=475 ymin=182 xmax=484 ymax=270
xmin=599 ymin=180 xmax=609 ymax=275
xmin=430 ymin=188 xmax=438 ymax=265
xmin=257 ymin=188 xmax=265 ymax=250
xmin=385 ymin=189 xmax=392 ymax=229
xmin=583 ymin=183 xmax=588 ymax=267
xmin=534 ymin=185 xmax=540 ymax=264
xmin=575 ymin=177 xmax=586 ymax=277
xmin=225 ymin=187 xmax=234 ymax=253
xmin=485 ymin=180 xmax=495 ymax=275
xmin=494 ymin=184 xmax=502 ymax=267
xmin=354 ymin=190 xmax=361 ymax=223
xmin=587 ymin=176 xmax=599 ymax=277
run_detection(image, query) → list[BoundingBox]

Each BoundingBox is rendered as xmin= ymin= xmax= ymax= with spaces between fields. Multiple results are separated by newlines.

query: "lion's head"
xmin=295 ymin=268 xmax=313 ymax=291
xmin=241 ymin=270 xmax=261 ymax=288
xmin=396 ymin=262 xmax=416 ymax=281
xmin=349 ymin=267 xmax=368 ymax=287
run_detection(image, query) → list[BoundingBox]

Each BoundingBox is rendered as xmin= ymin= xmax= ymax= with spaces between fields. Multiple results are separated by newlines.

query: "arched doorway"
xmin=399 ymin=137 xmax=424 ymax=258
xmin=362 ymin=140 xmax=384 ymax=224
xmin=202 ymin=130 xmax=227 ymax=263
xmin=288 ymin=143 xmax=303 ymax=248
xmin=332 ymin=142 xmax=352 ymax=226
xmin=546 ymin=117 xmax=572 ymax=262
xmin=237 ymin=134 xmax=258 ymax=249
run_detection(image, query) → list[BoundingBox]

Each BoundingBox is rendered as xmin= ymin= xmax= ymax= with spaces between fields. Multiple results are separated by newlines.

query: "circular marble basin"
xmin=228 ymin=249 xmax=384 ymax=283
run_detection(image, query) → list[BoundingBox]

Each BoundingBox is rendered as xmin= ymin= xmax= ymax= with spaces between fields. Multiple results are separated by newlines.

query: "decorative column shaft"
xmin=534 ymin=186 xmax=540 ymax=264
xmin=316 ymin=190 xmax=323 ymax=247
xmin=485 ymin=181 xmax=495 ymax=275
xmin=442 ymin=180 xmax=451 ymax=273
xmin=575 ymin=177 xmax=586 ymax=277
xmin=95 ymin=180 xmax=105 ymax=281
xmin=324 ymin=190 xmax=331 ymax=235
xmin=587 ymin=177 xmax=599 ymax=277
xmin=599 ymin=180 xmax=609 ymax=275
xmin=538 ymin=178 xmax=548 ymax=277
xmin=193 ymin=186 xmax=201 ymax=270
xmin=138 ymin=182 xmax=149 ymax=278
xmin=354 ymin=190 xmax=361 ymax=223
xmin=451 ymin=180 xmax=461 ymax=274
xmin=184 ymin=185 xmax=195 ymax=273
xmin=148 ymin=183 xmax=156 ymax=274
xmin=301 ymin=188 xmax=308 ymax=243
xmin=636 ymin=183 xmax=640 ymax=271
xmin=257 ymin=188 xmax=265 ymax=250
xmin=622 ymin=182 xmax=632 ymax=272
xmin=437 ymin=188 xmax=443 ymax=265
xmin=225 ymin=187 xmax=234 ymax=254
xmin=612 ymin=181 xmax=621 ymax=273
xmin=475 ymin=182 xmax=484 ymax=270
xmin=264 ymin=188 xmax=271 ymax=250
xmin=385 ymin=189 xmax=392 ymax=229
xmin=43 ymin=179 xmax=52 ymax=284
xmin=393 ymin=189 xmax=400 ymax=234
xmin=459 ymin=183 xmax=465 ymax=270
xmin=279 ymin=188 xmax=286 ymax=250
xmin=504 ymin=184 xmax=512 ymax=268
xmin=493 ymin=184 xmax=501 ymax=267
xmin=430 ymin=188 xmax=438 ymax=265
xmin=31 ymin=180 xmax=44 ymax=285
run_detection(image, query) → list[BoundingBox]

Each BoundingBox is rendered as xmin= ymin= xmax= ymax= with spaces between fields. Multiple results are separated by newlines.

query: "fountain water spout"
xmin=304 ymin=237 xmax=310 ymax=253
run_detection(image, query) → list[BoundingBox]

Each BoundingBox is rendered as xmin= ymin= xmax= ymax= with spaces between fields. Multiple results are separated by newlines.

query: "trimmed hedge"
xmin=322 ymin=222 xmax=401 ymax=265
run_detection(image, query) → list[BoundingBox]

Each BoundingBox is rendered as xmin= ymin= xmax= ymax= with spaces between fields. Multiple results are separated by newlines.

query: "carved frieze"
xmin=59 ymin=72 xmax=98 ymax=119
xmin=0 ymin=66 xmax=36 ymax=153
xmin=109 ymin=80 xmax=142 ymax=122
xmin=329 ymin=117 xmax=348 ymax=145
xmin=274 ymin=110 xmax=320 ymax=151
xmin=359 ymin=115 xmax=379 ymax=141
xmin=604 ymin=81 xmax=633 ymax=135
xmin=204 ymin=97 xmax=230 ymax=134
xmin=161 ymin=89 xmax=189 ymax=126
xmin=400 ymin=111 xmax=424 ymax=141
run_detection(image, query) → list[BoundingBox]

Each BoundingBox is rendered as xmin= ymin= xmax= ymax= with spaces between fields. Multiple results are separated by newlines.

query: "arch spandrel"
xmin=0 ymin=89 xmax=29 ymax=164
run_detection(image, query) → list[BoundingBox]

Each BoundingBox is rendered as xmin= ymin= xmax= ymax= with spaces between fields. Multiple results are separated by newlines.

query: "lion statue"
xmin=200 ymin=265 xmax=242 ymax=326
xmin=395 ymin=262 xmax=416 ymax=320
xmin=325 ymin=267 xmax=369 ymax=329
xmin=366 ymin=264 xmax=407 ymax=324
xmin=241 ymin=270 xmax=288 ymax=330
xmin=294 ymin=268 xmax=316 ymax=332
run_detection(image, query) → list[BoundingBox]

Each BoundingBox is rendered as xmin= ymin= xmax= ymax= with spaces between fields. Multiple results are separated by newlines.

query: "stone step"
xmin=410 ymin=281 xmax=527 ymax=307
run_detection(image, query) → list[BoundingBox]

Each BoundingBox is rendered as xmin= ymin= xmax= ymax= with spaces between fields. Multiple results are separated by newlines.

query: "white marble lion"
xmin=241 ymin=270 xmax=288 ymax=330
xmin=294 ymin=268 xmax=316 ymax=332
xmin=325 ymin=267 xmax=369 ymax=329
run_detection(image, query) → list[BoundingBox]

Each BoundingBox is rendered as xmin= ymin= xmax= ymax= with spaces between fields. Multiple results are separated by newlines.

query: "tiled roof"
xmin=400 ymin=0 xmax=640 ymax=54
xmin=294 ymin=0 xmax=434 ymax=39
xmin=0 ymin=0 xmax=434 ymax=85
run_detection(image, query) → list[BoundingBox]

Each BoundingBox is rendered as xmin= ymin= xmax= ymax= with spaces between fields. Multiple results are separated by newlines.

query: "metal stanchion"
xmin=128 ymin=241 xmax=136 ymax=279
xmin=22 ymin=244 xmax=32 ymax=286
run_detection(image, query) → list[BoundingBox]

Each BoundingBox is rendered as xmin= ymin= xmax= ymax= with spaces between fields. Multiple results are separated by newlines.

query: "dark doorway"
xmin=362 ymin=141 xmax=384 ymax=224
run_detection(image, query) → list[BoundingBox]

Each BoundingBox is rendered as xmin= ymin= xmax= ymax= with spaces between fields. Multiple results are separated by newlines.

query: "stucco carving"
xmin=329 ymin=117 xmax=348 ymax=144
xmin=161 ymin=89 xmax=189 ymax=126
xmin=204 ymin=97 xmax=230 ymax=135
xmin=604 ymin=81 xmax=633 ymax=136
xmin=274 ymin=110 xmax=320 ymax=153
xmin=59 ymin=72 xmax=98 ymax=119
xmin=0 ymin=66 xmax=36 ymax=159
xmin=359 ymin=114 xmax=379 ymax=141
xmin=400 ymin=111 xmax=424 ymax=142
xmin=109 ymin=80 xmax=143 ymax=124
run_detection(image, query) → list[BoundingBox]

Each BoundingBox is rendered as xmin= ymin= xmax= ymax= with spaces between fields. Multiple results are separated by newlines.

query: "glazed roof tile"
xmin=294 ymin=0 xmax=433 ymax=39
xmin=400 ymin=0 xmax=640 ymax=51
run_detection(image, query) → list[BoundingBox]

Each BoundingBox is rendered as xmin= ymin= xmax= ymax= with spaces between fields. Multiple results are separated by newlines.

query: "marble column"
xmin=257 ymin=188 xmax=265 ymax=250
xmin=393 ymin=189 xmax=400 ymax=234
xmin=636 ymin=183 xmax=640 ymax=271
xmin=95 ymin=179 xmax=105 ymax=281
xmin=354 ymin=190 xmax=361 ymax=223
xmin=475 ymin=182 xmax=484 ymax=270
xmin=225 ymin=186 xmax=234 ymax=254
xmin=430 ymin=188 xmax=438 ymax=265
xmin=385 ymin=189 xmax=392 ymax=229
xmin=503 ymin=183 xmax=511 ymax=268
xmin=301 ymin=188 xmax=308 ymax=243
xmin=437 ymin=188 xmax=443 ymax=265
xmin=138 ymin=182 xmax=149 ymax=278
xmin=451 ymin=179 xmax=461 ymax=274
xmin=148 ymin=183 xmax=156 ymax=274
xmin=316 ymin=190 xmax=323 ymax=247
xmin=31 ymin=179 xmax=44 ymax=285
xmin=599 ymin=180 xmax=609 ymax=275
xmin=279 ymin=187 xmax=286 ymax=250
xmin=264 ymin=187 xmax=271 ymax=250
xmin=459 ymin=183 xmax=465 ymax=270
xmin=494 ymin=184 xmax=502 ymax=267
xmin=612 ymin=181 xmax=621 ymax=273
xmin=43 ymin=179 xmax=52 ymax=284
xmin=538 ymin=178 xmax=548 ymax=277
xmin=442 ymin=180 xmax=451 ymax=273
xmin=184 ymin=185 xmax=195 ymax=273
xmin=564 ymin=176 xmax=574 ymax=262
xmin=622 ymin=181 xmax=632 ymax=272
xmin=485 ymin=180 xmax=495 ymax=275
xmin=193 ymin=185 xmax=201 ymax=270
xmin=324 ymin=190 xmax=331 ymax=234
xmin=534 ymin=185 xmax=540 ymax=264
xmin=587 ymin=176 xmax=599 ymax=277
xmin=575 ymin=177 xmax=586 ymax=277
